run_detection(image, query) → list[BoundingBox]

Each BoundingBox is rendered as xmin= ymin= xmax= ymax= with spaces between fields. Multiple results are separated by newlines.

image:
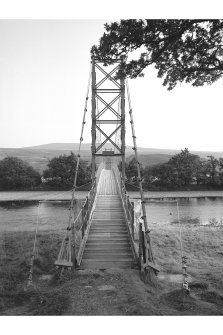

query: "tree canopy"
xmin=142 ymin=148 xmax=223 ymax=190
xmin=92 ymin=19 xmax=223 ymax=90
xmin=42 ymin=152 xmax=91 ymax=189
xmin=0 ymin=157 xmax=41 ymax=190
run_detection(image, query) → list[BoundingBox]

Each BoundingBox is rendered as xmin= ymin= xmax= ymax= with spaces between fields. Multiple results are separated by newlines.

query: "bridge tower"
xmin=91 ymin=57 xmax=125 ymax=182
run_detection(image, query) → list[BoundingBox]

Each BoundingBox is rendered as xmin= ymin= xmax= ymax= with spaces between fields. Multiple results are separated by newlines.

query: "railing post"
xmin=71 ymin=200 xmax=76 ymax=268
xmin=81 ymin=205 xmax=85 ymax=238
xmin=138 ymin=221 xmax=142 ymax=269
xmin=131 ymin=201 xmax=134 ymax=240
xmin=85 ymin=196 xmax=89 ymax=221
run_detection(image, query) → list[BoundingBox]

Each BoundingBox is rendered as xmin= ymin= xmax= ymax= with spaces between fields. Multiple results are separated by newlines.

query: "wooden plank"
xmin=142 ymin=261 xmax=160 ymax=272
xmin=79 ymin=168 xmax=134 ymax=270
xmin=54 ymin=260 xmax=73 ymax=267
xmin=80 ymin=260 xmax=133 ymax=269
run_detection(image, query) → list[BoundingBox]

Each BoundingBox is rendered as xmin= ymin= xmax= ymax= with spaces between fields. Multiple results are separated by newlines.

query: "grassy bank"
xmin=0 ymin=222 xmax=223 ymax=315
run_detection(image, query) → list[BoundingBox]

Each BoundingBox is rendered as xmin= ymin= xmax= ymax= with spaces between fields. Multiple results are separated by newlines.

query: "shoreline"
xmin=1 ymin=190 xmax=223 ymax=201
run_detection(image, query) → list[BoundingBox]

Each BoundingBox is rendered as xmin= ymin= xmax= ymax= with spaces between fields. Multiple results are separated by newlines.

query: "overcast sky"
xmin=1 ymin=19 xmax=223 ymax=151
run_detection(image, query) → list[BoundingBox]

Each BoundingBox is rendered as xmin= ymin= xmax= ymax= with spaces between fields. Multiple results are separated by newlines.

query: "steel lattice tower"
xmin=91 ymin=57 xmax=125 ymax=182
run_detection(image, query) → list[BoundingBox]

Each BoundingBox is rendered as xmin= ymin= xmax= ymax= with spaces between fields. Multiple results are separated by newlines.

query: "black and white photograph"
xmin=0 ymin=1 xmax=223 ymax=332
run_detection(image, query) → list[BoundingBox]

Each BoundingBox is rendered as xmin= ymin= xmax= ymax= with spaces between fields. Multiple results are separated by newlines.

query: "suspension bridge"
xmin=28 ymin=57 xmax=189 ymax=290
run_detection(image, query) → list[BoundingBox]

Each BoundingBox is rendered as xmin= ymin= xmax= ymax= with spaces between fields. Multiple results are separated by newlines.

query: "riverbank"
xmin=0 ymin=223 xmax=223 ymax=315
xmin=1 ymin=190 xmax=223 ymax=201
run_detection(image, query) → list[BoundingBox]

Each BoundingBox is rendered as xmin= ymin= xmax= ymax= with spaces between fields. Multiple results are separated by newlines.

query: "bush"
xmin=0 ymin=157 xmax=41 ymax=190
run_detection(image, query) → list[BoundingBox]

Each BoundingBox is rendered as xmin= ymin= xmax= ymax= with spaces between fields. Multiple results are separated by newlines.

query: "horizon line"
xmin=0 ymin=142 xmax=223 ymax=153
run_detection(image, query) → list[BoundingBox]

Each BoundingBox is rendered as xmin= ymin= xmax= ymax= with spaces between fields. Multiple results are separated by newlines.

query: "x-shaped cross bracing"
xmin=96 ymin=94 xmax=121 ymax=119
xmin=95 ymin=63 xmax=121 ymax=89
xmin=95 ymin=124 xmax=122 ymax=153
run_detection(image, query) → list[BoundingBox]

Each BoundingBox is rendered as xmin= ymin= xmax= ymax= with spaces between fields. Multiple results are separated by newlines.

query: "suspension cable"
xmin=176 ymin=200 xmax=190 ymax=294
xmin=114 ymin=97 xmax=121 ymax=153
xmin=55 ymin=63 xmax=92 ymax=271
xmin=67 ymin=64 xmax=92 ymax=233
xmin=126 ymin=79 xmax=158 ymax=282
xmin=126 ymin=79 xmax=149 ymax=233
xmin=96 ymin=98 xmax=101 ymax=152
xmin=176 ymin=200 xmax=183 ymax=259
xmin=27 ymin=202 xmax=41 ymax=287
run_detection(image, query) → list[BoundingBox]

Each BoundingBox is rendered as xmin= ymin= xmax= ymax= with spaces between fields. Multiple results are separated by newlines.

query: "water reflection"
xmin=1 ymin=197 xmax=223 ymax=231
xmin=0 ymin=200 xmax=75 ymax=232
xmin=144 ymin=197 xmax=223 ymax=226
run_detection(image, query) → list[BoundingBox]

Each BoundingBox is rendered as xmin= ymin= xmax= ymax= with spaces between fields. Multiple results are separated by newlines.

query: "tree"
xmin=194 ymin=159 xmax=212 ymax=185
xmin=143 ymin=163 xmax=176 ymax=188
xmin=168 ymin=148 xmax=200 ymax=186
xmin=92 ymin=20 xmax=223 ymax=90
xmin=207 ymin=155 xmax=219 ymax=184
xmin=125 ymin=157 xmax=143 ymax=184
xmin=0 ymin=157 xmax=41 ymax=190
xmin=42 ymin=152 xmax=91 ymax=189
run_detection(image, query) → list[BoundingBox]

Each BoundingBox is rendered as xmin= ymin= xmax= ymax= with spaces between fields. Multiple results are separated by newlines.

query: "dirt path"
xmin=2 ymin=267 xmax=223 ymax=315
xmin=65 ymin=268 xmax=160 ymax=315
xmin=63 ymin=268 xmax=223 ymax=316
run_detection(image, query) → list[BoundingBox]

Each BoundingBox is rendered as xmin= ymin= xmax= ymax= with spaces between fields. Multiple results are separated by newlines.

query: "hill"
xmin=23 ymin=142 xmax=223 ymax=158
xmin=0 ymin=147 xmax=91 ymax=173
xmin=1 ymin=143 xmax=223 ymax=173
xmin=126 ymin=153 xmax=173 ymax=167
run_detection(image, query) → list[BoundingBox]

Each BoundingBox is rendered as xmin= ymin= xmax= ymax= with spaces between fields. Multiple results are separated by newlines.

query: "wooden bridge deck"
xmin=80 ymin=168 xmax=134 ymax=269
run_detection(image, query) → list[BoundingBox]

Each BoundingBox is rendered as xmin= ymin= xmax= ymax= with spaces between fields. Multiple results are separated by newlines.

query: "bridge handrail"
xmin=112 ymin=164 xmax=138 ymax=262
xmin=74 ymin=180 xmax=96 ymax=230
xmin=74 ymin=179 xmax=97 ymax=265
xmin=96 ymin=162 xmax=105 ymax=186
xmin=74 ymin=163 xmax=105 ymax=265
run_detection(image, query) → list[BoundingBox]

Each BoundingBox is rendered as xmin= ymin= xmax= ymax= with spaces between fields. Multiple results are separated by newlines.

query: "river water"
xmin=0 ymin=194 xmax=223 ymax=232
xmin=145 ymin=197 xmax=223 ymax=226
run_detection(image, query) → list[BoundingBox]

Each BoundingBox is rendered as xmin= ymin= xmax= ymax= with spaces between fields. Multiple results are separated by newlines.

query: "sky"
xmin=1 ymin=1 xmax=222 ymax=335
xmin=1 ymin=18 xmax=223 ymax=152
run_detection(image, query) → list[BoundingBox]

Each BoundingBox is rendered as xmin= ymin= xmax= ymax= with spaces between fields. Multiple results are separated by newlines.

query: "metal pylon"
xmin=91 ymin=57 xmax=125 ymax=181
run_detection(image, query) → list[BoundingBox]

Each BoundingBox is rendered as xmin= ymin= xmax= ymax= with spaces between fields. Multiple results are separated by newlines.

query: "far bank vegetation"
xmin=1 ymin=149 xmax=223 ymax=191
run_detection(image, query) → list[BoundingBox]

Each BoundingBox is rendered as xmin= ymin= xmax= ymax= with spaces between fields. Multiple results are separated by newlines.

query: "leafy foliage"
xmin=42 ymin=152 xmax=91 ymax=189
xmin=0 ymin=157 xmax=41 ymax=190
xmin=143 ymin=148 xmax=223 ymax=189
xmin=168 ymin=148 xmax=200 ymax=186
xmin=92 ymin=19 xmax=223 ymax=90
xmin=207 ymin=155 xmax=219 ymax=184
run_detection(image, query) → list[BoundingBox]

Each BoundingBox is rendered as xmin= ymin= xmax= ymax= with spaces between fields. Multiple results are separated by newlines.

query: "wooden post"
xmin=86 ymin=196 xmax=89 ymax=222
xmin=82 ymin=207 xmax=85 ymax=238
xmin=138 ymin=221 xmax=142 ymax=269
xmin=71 ymin=200 xmax=76 ymax=269
xmin=131 ymin=202 xmax=134 ymax=240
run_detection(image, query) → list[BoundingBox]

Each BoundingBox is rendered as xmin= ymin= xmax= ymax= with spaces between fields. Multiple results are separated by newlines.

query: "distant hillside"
xmin=23 ymin=142 xmax=223 ymax=158
xmin=24 ymin=143 xmax=92 ymax=151
xmin=126 ymin=154 xmax=173 ymax=167
xmin=1 ymin=142 xmax=223 ymax=174
xmin=0 ymin=147 xmax=91 ymax=174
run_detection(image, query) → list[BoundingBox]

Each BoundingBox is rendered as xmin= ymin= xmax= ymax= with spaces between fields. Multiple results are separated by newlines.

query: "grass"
xmin=0 ymin=224 xmax=223 ymax=315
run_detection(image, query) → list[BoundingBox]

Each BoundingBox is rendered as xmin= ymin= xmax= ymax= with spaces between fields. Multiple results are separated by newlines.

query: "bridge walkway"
xmin=80 ymin=168 xmax=134 ymax=269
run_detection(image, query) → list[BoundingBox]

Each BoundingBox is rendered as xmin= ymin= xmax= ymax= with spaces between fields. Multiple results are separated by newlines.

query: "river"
xmin=1 ymin=192 xmax=223 ymax=232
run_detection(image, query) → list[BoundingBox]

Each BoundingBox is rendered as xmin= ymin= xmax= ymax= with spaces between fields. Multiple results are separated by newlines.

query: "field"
xmin=0 ymin=221 xmax=222 ymax=315
xmin=1 ymin=143 xmax=222 ymax=173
